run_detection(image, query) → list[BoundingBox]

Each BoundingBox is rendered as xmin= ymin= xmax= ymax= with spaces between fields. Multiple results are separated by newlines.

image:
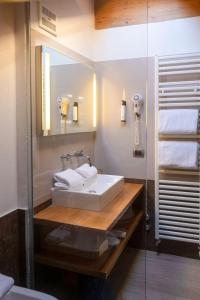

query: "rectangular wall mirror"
xmin=36 ymin=45 xmax=97 ymax=136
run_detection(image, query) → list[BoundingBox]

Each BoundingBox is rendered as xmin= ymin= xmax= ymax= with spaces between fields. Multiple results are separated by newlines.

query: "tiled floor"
xmin=111 ymin=248 xmax=200 ymax=300
xmin=35 ymin=248 xmax=200 ymax=300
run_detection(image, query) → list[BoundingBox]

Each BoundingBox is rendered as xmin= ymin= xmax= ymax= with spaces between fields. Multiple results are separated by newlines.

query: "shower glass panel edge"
xmin=25 ymin=1 xmax=34 ymax=289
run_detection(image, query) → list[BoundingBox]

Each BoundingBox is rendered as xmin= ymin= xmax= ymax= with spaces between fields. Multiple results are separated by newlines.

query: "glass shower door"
xmin=30 ymin=0 xmax=149 ymax=299
xmin=0 ymin=1 xmax=34 ymax=289
xmin=146 ymin=3 xmax=200 ymax=299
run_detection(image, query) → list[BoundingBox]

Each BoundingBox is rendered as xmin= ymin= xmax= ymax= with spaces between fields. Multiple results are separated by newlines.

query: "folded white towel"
xmin=60 ymin=239 xmax=108 ymax=256
xmin=0 ymin=274 xmax=14 ymax=298
xmin=107 ymin=230 xmax=126 ymax=239
xmin=54 ymin=168 xmax=84 ymax=188
xmin=106 ymin=236 xmax=120 ymax=247
xmin=75 ymin=163 xmax=97 ymax=179
xmin=46 ymin=225 xmax=71 ymax=244
xmin=48 ymin=228 xmax=108 ymax=255
xmin=159 ymin=141 xmax=198 ymax=169
xmin=54 ymin=182 xmax=69 ymax=190
xmin=111 ymin=229 xmax=126 ymax=239
xmin=159 ymin=109 xmax=199 ymax=134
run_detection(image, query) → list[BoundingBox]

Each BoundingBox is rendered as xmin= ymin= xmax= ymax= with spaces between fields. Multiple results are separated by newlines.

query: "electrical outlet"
xmin=133 ymin=149 xmax=144 ymax=157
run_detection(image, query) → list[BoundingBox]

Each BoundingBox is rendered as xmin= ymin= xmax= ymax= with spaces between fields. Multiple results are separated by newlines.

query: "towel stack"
xmin=159 ymin=109 xmax=199 ymax=169
xmin=159 ymin=109 xmax=199 ymax=134
xmin=54 ymin=164 xmax=98 ymax=190
xmin=159 ymin=141 xmax=198 ymax=169
xmin=75 ymin=164 xmax=97 ymax=179
xmin=46 ymin=226 xmax=108 ymax=256
xmin=46 ymin=225 xmax=127 ymax=257
xmin=54 ymin=168 xmax=85 ymax=190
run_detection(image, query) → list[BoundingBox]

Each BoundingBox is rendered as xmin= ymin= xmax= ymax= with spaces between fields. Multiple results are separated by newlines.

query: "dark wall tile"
xmin=34 ymin=199 xmax=52 ymax=215
xmin=0 ymin=209 xmax=26 ymax=285
xmin=146 ymin=180 xmax=199 ymax=259
xmin=18 ymin=209 xmax=26 ymax=286
xmin=130 ymin=179 xmax=199 ymax=259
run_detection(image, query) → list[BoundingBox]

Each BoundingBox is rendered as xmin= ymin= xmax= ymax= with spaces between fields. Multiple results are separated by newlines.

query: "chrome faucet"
xmin=60 ymin=150 xmax=92 ymax=166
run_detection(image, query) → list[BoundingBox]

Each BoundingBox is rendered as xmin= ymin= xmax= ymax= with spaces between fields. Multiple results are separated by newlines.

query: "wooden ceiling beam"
xmin=95 ymin=0 xmax=200 ymax=29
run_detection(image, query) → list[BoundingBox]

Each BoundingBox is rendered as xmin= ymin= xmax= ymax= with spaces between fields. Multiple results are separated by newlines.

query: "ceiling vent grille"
xmin=38 ymin=3 xmax=57 ymax=36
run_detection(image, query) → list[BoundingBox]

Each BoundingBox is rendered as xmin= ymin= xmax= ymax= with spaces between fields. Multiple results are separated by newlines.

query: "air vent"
xmin=38 ymin=3 xmax=57 ymax=36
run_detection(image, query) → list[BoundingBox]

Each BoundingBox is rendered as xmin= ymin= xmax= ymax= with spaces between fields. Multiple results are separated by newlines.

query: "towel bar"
xmin=159 ymin=103 xmax=200 ymax=108
xmin=159 ymin=59 xmax=200 ymax=66
xmin=159 ymin=80 xmax=200 ymax=86
xmin=159 ymin=169 xmax=200 ymax=176
xmin=159 ymin=220 xmax=199 ymax=228
xmin=159 ymin=70 xmax=200 ymax=76
xmin=159 ymin=179 xmax=200 ymax=186
xmin=159 ymin=135 xmax=200 ymax=139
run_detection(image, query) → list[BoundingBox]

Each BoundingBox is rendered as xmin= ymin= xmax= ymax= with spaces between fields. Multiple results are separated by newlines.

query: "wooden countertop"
xmin=34 ymin=183 xmax=144 ymax=231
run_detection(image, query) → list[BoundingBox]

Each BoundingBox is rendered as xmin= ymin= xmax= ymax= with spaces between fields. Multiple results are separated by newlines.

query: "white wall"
xmin=94 ymin=17 xmax=200 ymax=180
xmin=15 ymin=4 xmax=30 ymax=210
xmin=148 ymin=17 xmax=200 ymax=57
xmin=0 ymin=5 xmax=18 ymax=216
xmin=94 ymin=58 xmax=155 ymax=180
xmin=30 ymin=2 xmax=200 ymax=61
xmin=94 ymin=23 xmax=148 ymax=61
xmin=94 ymin=59 xmax=147 ymax=179
xmin=30 ymin=4 xmax=200 ymax=182
xmin=94 ymin=17 xmax=200 ymax=61
xmin=30 ymin=1 xmax=97 ymax=206
xmin=0 ymin=4 xmax=29 ymax=215
xmin=31 ymin=0 xmax=95 ymax=59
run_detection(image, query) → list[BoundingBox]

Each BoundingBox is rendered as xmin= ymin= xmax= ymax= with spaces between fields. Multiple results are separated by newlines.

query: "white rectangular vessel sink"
xmin=52 ymin=174 xmax=124 ymax=211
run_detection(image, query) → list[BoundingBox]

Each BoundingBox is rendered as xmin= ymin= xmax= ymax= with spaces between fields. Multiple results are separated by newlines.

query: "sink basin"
xmin=52 ymin=174 xmax=124 ymax=211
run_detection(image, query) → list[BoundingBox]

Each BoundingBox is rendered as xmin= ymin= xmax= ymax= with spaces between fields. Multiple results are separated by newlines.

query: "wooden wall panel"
xmin=95 ymin=0 xmax=200 ymax=29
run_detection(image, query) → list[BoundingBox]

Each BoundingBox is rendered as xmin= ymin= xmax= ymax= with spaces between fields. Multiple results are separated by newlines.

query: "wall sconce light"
xmin=93 ymin=73 xmax=97 ymax=128
xmin=121 ymin=89 xmax=127 ymax=123
xmin=73 ymin=101 xmax=78 ymax=122
xmin=42 ymin=51 xmax=51 ymax=136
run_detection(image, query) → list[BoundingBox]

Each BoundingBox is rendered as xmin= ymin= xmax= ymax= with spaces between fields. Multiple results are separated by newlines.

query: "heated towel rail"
xmin=155 ymin=53 xmax=200 ymax=254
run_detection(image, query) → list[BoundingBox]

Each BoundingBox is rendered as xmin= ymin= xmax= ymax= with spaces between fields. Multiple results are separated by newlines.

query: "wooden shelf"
xmin=34 ymin=183 xmax=144 ymax=232
xmin=34 ymin=183 xmax=144 ymax=278
xmin=35 ymin=211 xmax=144 ymax=279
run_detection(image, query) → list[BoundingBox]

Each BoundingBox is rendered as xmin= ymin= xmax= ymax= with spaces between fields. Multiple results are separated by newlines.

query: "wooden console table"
xmin=34 ymin=183 xmax=144 ymax=278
